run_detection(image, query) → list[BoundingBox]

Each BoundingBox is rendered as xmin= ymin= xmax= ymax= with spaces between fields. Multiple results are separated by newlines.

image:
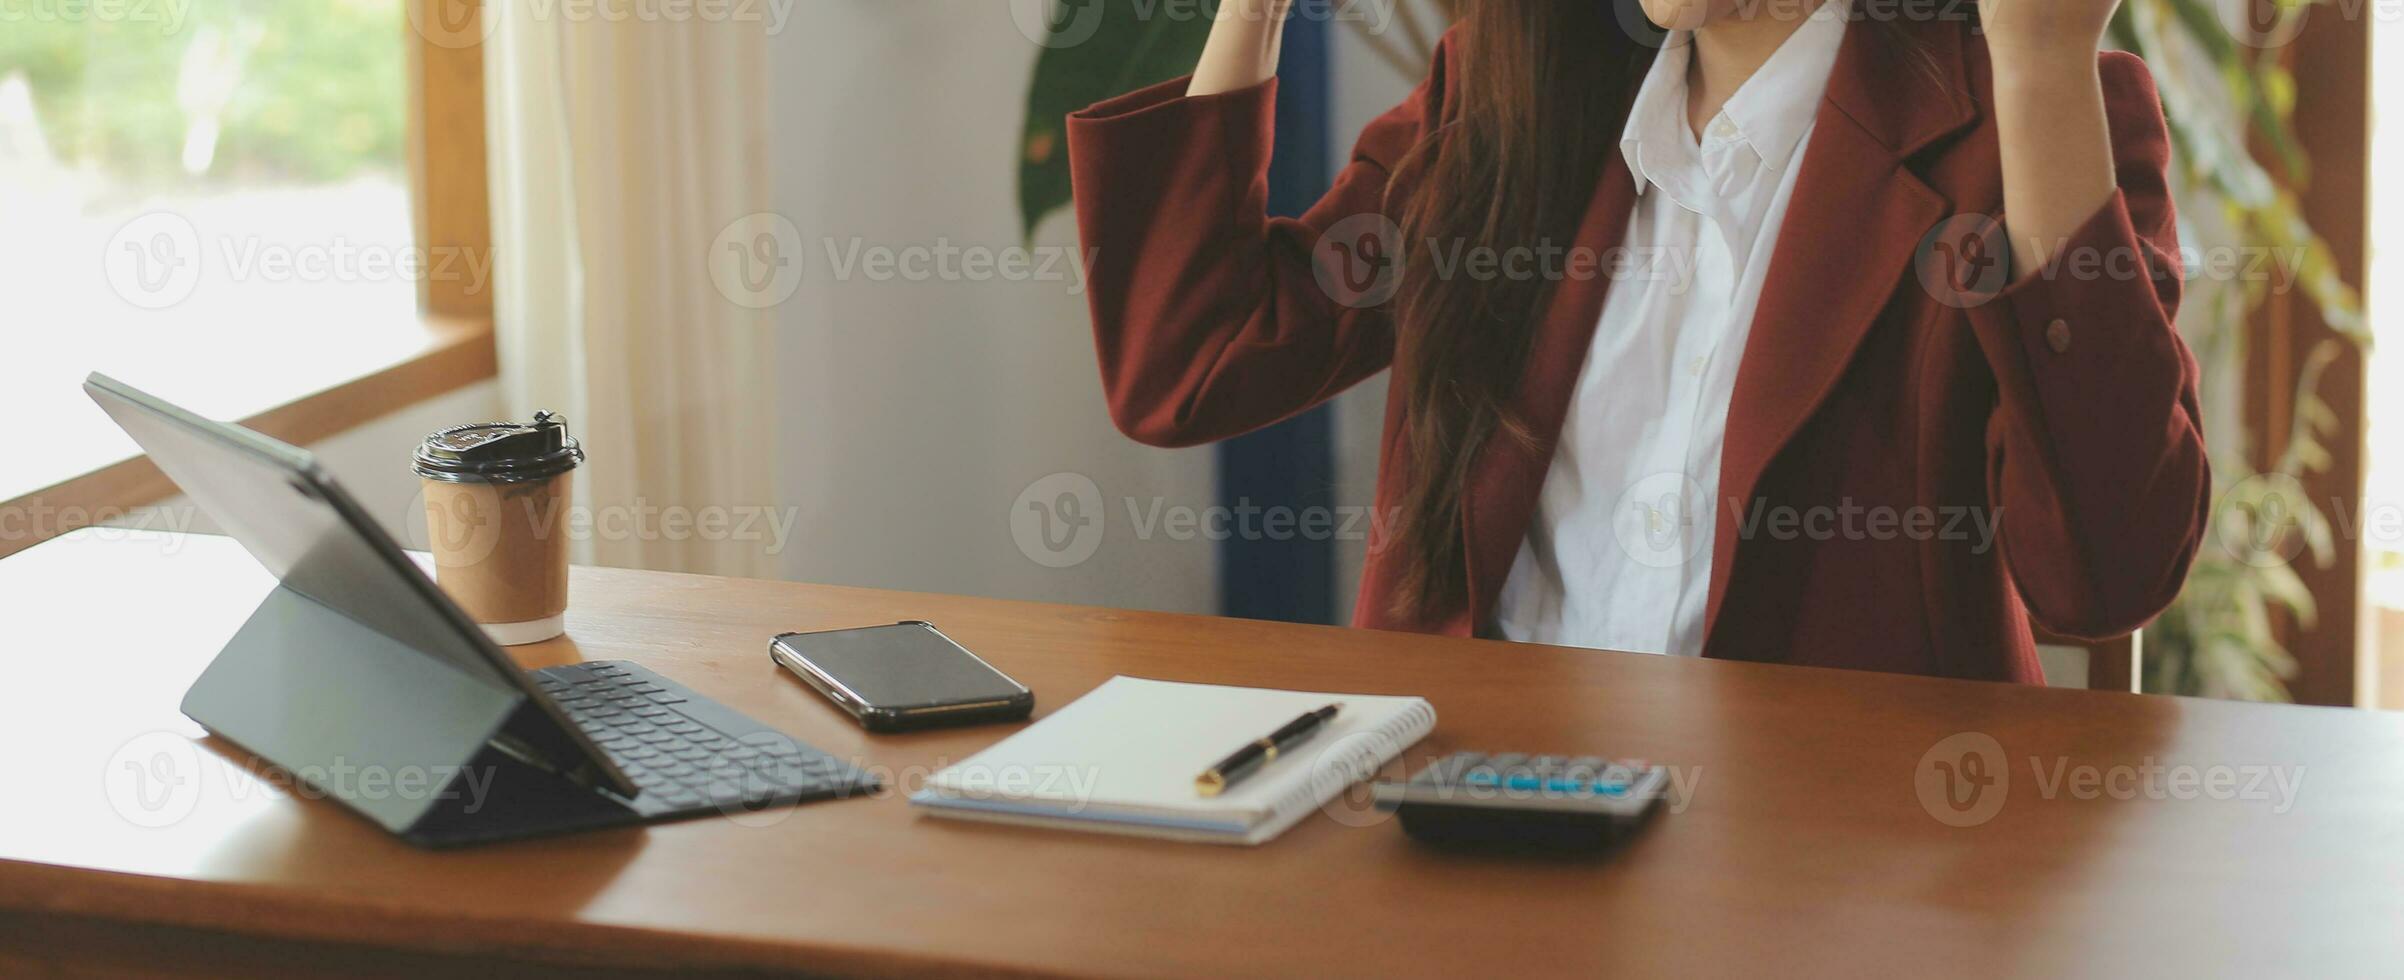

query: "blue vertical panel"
xmin=1217 ymin=12 xmax=1337 ymax=624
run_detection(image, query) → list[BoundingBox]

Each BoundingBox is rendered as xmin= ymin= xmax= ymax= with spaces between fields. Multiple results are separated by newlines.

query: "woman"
xmin=1066 ymin=0 xmax=2206 ymax=682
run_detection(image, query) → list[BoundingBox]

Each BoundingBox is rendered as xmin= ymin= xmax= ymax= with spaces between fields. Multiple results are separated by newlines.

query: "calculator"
xmin=1370 ymin=751 xmax=1670 ymax=851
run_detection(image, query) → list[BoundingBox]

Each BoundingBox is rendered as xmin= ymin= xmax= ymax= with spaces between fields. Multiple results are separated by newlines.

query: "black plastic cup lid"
xmin=413 ymin=411 xmax=586 ymax=484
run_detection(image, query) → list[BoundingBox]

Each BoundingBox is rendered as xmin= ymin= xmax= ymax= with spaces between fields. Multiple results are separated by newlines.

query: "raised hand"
xmin=1190 ymin=0 xmax=1295 ymax=96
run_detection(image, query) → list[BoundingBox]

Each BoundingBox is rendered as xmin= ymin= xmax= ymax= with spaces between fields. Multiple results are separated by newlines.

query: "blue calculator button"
xmin=1504 ymin=774 xmax=1542 ymax=792
xmin=1542 ymin=778 xmax=1588 ymax=794
xmin=1596 ymin=782 xmax=1630 ymax=798
xmin=1464 ymin=771 xmax=1502 ymax=789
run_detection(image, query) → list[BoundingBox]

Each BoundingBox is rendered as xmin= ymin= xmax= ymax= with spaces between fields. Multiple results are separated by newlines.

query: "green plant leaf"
xmin=1016 ymin=0 xmax=1217 ymax=242
xmin=2251 ymin=562 xmax=2319 ymax=626
xmin=2126 ymin=0 xmax=2370 ymax=701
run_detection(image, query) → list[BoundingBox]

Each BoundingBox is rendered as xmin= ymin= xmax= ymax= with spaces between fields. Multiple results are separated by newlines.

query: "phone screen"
xmin=776 ymin=624 xmax=1024 ymax=708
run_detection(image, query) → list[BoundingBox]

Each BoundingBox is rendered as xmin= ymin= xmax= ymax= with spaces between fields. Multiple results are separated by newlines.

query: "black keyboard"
xmin=532 ymin=660 xmax=878 ymax=818
xmin=1371 ymin=750 xmax=1669 ymax=852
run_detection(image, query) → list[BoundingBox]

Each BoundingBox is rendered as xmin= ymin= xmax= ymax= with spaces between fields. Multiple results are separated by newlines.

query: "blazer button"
xmin=2046 ymin=318 xmax=2073 ymax=354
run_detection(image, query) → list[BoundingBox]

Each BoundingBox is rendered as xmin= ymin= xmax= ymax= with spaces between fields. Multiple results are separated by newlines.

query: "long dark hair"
xmin=1385 ymin=0 xmax=1655 ymax=619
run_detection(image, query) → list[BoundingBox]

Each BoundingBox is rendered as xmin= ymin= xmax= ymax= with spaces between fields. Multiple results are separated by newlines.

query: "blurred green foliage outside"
xmin=0 ymin=0 xmax=404 ymax=188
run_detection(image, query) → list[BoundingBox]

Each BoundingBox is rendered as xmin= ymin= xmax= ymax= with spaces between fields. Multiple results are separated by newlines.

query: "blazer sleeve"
xmin=1065 ymin=48 xmax=1442 ymax=448
xmin=1974 ymin=51 xmax=2211 ymax=640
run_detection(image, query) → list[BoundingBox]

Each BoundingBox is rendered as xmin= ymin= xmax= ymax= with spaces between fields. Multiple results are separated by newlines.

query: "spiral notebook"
xmin=909 ymin=676 xmax=1437 ymax=844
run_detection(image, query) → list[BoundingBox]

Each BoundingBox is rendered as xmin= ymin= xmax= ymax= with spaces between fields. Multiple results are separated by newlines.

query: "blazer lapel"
xmin=1460 ymin=153 xmax=1641 ymax=630
xmin=1697 ymin=20 xmax=1981 ymax=649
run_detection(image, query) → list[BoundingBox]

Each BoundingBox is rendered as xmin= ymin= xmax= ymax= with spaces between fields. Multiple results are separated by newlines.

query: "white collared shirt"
xmin=1494 ymin=6 xmax=1849 ymax=656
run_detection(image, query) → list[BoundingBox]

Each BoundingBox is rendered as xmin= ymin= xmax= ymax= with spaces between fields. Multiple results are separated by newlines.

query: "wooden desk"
xmin=3 ymin=531 xmax=2400 ymax=977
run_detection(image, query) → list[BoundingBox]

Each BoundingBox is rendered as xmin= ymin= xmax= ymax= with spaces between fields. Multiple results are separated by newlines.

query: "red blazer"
xmin=1066 ymin=18 xmax=2207 ymax=683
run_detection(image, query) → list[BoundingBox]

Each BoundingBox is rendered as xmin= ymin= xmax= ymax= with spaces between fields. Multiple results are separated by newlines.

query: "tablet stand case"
xmin=181 ymin=586 xmax=638 ymax=847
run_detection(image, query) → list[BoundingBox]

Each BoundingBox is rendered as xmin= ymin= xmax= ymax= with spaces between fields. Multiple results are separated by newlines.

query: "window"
xmin=2367 ymin=14 xmax=2403 ymax=708
xmin=0 ymin=0 xmax=494 ymax=552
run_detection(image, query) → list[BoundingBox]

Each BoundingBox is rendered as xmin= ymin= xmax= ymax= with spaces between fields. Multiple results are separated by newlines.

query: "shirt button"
xmin=2046 ymin=318 xmax=2072 ymax=354
xmin=1709 ymin=118 xmax=1738 ymax=140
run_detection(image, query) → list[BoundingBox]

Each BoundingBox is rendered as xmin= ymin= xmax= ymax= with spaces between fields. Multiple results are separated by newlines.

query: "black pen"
xmin=1195 ymin=704 xmax=1342 ymax=797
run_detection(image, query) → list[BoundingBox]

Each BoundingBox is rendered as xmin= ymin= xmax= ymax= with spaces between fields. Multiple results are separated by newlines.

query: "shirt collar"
xmin=1620 ymin=0 xmax=1852 ymax=194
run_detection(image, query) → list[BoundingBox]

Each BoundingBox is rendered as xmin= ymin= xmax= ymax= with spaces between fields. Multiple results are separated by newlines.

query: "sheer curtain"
xmin=483 ymin=4 xmax=778 ymax=576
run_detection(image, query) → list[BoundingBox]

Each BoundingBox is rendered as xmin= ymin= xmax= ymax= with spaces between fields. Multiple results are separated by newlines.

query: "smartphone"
xmin=768 ymin=622 xmax=1034 ymax=733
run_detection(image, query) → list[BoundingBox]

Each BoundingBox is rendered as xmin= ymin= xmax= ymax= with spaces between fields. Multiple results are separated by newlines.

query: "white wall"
xmin=764 ymin=3 xmax=1220 ymax=613
xmin=755 ymin=4 xmax=1433 ymax=620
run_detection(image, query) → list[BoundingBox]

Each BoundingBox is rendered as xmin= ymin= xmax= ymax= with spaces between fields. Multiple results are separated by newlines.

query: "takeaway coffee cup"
xmin=414 ymin=412 xmax=585 ymax=645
